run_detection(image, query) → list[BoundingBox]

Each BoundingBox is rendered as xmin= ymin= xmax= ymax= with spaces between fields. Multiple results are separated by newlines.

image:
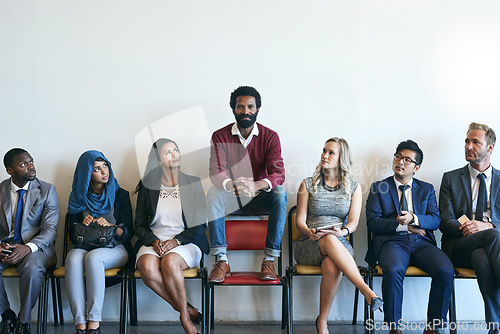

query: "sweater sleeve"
xmin=263 ymin=130 xmax=285 ymax=188
xmin=209 ymin=131 xmax=231 ymax=189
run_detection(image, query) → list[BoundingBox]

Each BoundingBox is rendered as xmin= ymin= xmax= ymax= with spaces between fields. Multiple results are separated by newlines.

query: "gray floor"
xmin=43 ymin=322 xmax=365 ymax=334
xmin=40 ymin=322 xmax=489 ymax=334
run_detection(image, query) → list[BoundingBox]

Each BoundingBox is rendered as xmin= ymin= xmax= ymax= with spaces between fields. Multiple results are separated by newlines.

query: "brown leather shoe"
xmin=260 ymin=260 xmax=278 ymax=280
xmin=208 ymin=260 xmax=231 ymax=283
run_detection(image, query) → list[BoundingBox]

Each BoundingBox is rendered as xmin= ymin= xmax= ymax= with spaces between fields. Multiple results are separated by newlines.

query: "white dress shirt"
xmin=394 ymin=177 xmax=420 ymax=233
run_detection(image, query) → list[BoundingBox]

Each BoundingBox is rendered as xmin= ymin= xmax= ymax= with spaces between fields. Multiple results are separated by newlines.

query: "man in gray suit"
xmin=440 ymin=122 xmax=500 ymax=334
xmin=0 ymin=148 xmax=58 ymax=334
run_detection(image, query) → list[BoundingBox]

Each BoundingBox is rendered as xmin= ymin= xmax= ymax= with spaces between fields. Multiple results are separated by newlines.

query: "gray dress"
xmin=294 ymin=177 xmax=358 ymax=266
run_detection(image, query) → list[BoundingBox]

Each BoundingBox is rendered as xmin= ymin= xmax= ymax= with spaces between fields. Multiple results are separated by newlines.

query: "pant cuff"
xmin=264 ymin=247 xmax=281 ymax=257
xmin=210 ymin=246 xmax=227 ymax=256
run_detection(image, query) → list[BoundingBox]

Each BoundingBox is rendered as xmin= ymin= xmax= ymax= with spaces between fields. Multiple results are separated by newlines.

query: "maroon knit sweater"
xmin=209 ymin=123 xmax=285 ymax=190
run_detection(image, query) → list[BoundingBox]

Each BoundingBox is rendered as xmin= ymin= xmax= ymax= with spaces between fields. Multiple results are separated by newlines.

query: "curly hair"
xmin=229 ymin=86 xmax=262 ymax=110
xmin=310 ymin=137 xmax=352 ymax=196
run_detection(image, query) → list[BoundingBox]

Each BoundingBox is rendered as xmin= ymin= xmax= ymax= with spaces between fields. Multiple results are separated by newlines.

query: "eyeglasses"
xmin=393 ymin=153 xmax=417 ymax=166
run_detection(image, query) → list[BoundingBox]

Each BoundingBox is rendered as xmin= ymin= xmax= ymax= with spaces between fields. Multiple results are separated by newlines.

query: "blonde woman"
xmin=294 ymin=137 xmax=382 ymax=334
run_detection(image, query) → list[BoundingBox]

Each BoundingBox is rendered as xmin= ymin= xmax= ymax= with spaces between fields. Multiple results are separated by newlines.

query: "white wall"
xmin=1 ymin=0 xmax=499 ymax=324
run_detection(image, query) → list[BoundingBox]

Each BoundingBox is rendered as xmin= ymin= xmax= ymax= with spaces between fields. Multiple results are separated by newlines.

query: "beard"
xmin=235 ymin=112 xmax=258 ymax=129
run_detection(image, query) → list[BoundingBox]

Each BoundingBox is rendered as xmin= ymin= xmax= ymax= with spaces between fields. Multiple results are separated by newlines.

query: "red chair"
xmin=206 ymin=216 xmax=289 ymax=333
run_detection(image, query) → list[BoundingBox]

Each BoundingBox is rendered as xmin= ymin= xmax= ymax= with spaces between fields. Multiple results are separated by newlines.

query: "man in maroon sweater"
xmin=207 ymin=86 xmax=287 ymax=282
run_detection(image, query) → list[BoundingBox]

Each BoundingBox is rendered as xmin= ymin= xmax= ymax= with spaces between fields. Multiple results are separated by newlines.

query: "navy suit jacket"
xmin=439 ymin=165 xmax=500 ymax=258
xmin=365 ymin=176 xmax=440 ymax=266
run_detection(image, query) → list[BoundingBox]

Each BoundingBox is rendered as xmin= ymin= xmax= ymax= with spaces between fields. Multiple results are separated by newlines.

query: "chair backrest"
xmin=225 ymin=217 xmax=282 ymax=276
xmin=287 ymin=205 xmax=353 ymax=267
xmin=226 ymin=219 xmax=268 ymax=251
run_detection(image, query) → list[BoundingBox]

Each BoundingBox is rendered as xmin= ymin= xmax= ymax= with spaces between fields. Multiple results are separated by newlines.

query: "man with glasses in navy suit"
xmin=366 ymin=140 xmax=454 ymax=334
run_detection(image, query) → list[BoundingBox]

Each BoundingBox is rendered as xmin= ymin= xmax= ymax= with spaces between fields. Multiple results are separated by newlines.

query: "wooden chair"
xmin=285 ymin=205 xmax=369 ymax=333
xmin=127 ymin=257 xmax=207 ymax=333
xmin=48 ymin=214 xmax=128 ymax=333
xmin=206 ymin=215 xmax=289 ymax=334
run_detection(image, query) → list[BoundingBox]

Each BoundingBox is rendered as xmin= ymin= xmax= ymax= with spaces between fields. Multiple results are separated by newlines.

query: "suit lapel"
xmin=460 ymin=166 xmax=473 ymax=217
xmin=411 ymin=180 xmax=420 ymax=214
xmin=1 ymin=181 xmax=13 ymax=228
xmin=491 ymin=167 xmax=500 ymax=215
xmin=388 ymin=178 xmax=400 ymax=212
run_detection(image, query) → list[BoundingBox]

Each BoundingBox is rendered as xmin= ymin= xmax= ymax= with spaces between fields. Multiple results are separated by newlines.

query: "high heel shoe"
xmin=187 ymin=301 xmax=203 ymax=325
xmin=370 ymin=297 xmax=384 ymax=313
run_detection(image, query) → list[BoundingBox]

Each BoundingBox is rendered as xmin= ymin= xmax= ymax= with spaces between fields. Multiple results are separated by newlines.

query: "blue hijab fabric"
xmin=68 ymin=150 xmax=119 ymax=216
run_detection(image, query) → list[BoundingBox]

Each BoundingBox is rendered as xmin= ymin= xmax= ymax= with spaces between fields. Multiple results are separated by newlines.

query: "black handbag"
xmin=71 ymin=222 xmax=117 ymax=251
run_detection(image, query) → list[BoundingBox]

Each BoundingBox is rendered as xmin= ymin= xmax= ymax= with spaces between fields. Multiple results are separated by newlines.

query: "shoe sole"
xmin=208 ymin=272 xmax=231 ymax=283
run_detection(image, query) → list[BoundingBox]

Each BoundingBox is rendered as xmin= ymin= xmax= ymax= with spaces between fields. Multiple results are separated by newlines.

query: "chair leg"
xmin=56 ymin=278 xmax=64 ymax=325
xmin=120 ymin=274 xmax=129 ymax=334
xmin=50 ymin=277 xmax=59 ymax=327
xmin=288 ymin=274 xmax=293 ymax=334
xmin=366 ymin=272 xmax=373 ymax=334
xmin=209 ymin=284 xmax=215 ymax=332
xmin=36 ymin=276 xmax=45 ymax=334
xmin=281 ymin=281 xmax=286 ymax=330
xmin=449 ymin=283 xmax=457 ymax=334
xmin=353 ymin=286 xmax=360 ymax=325
xmin=129 ymin=277 xmax=138 ymax=326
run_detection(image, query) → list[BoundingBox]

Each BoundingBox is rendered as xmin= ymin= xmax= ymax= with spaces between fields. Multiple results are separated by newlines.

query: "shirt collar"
xmin=393 ymin=176 xmax=413 ymax=190
xmin=468 ymin=164 xmax=492 ymax=180
xmin=231 ymin=122 xmax=259 ymax=138
xmin=10 ymin=179 xmax=30 ymax=193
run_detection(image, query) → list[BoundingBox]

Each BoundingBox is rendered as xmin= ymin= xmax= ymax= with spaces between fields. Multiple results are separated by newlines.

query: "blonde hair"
xmin=468 ymin=122 xmax=496 ymax=145
xmin=311 ymin=137 xmax=352 ymax=195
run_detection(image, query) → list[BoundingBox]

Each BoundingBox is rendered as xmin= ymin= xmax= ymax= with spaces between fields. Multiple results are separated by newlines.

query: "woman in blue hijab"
xmin=66 ymin=150 xmax=133 ymax=334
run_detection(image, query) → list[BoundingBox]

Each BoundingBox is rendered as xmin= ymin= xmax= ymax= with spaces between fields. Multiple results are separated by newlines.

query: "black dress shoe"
xmin=370 ymin=297 xmax=384 ymax=313
xmin=15 ymin=320 xmax=31 ymax=334
xmin=1 ymin=318 xmax=16 ymax=334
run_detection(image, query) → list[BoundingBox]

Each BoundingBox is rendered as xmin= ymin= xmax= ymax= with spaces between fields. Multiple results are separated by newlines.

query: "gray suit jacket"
xmin=439 ymin=165 xmax=500 ymax=258
xmin=0 ymin=178 xmax=59 ymax=251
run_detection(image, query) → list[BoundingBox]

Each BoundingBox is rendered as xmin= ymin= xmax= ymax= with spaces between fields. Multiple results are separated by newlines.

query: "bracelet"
xmin=174 ymin=238 xmax=182 ymax=246
xmin=341 ymin=226 xmax=350 ymax=237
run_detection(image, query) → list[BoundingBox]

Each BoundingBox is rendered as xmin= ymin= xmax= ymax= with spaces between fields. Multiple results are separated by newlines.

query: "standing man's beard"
xmin=235 ymin=113 xmax=258 ymax=129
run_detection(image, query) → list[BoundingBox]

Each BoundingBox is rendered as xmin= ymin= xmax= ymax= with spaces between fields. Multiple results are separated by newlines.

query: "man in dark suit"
xmin=366 ymin=140 xmax=454 ymax=334
xmin=0 ymin=148 xmax=58 ymax=334
xmin=439 ymin=122 xmax=500 ymax=334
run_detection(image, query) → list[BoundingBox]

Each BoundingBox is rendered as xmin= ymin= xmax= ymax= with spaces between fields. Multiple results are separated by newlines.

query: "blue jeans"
xmin=207 ymin=185 xmax=287 ymax=257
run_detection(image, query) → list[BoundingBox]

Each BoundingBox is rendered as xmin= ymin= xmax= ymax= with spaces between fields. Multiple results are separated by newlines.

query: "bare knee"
xmin=137 ymin=255 xmax=161 ymax=282
xmin=160 ymin=253 xmax=185 ymax=275
xmin=321 ymin=257 xmax=341 ymax=278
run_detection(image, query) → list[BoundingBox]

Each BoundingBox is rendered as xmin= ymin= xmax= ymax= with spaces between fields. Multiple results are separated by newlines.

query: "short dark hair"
xmin=229 ymin=86 xmax=261 ymax=110
xmin=395 ymin=140 xmax=423 ymax=165
xmin=4 ymin=148 xmax=28 ymax=168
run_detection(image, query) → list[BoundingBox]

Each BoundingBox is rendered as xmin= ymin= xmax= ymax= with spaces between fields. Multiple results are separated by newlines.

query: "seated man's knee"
xmin=382 ymin=263 xmax=406 ymax=279
xmin=270 ymin=185 xmax=287 ymax=201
